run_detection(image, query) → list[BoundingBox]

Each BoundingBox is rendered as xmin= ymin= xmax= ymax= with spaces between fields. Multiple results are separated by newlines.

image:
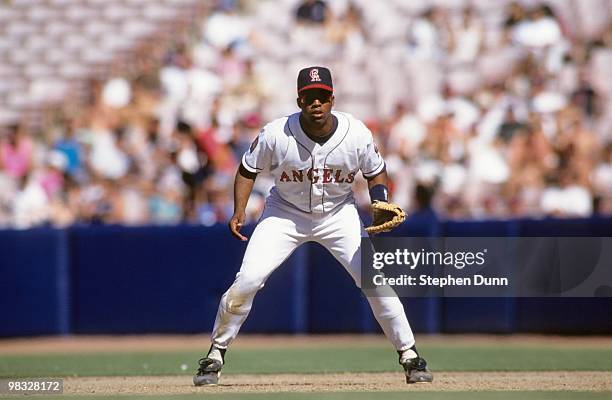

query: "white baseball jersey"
xmin=212 ymin=110 xmax=416 ymax=355
xmin=241 ymin=111 xmax=385 ymax=213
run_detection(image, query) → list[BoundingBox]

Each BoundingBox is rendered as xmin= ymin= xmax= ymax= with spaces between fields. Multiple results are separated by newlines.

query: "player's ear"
xmin=331 ymin=95 xmax=335 ymax=107
xmin=296 ymin=97 xmax=303 ymax=109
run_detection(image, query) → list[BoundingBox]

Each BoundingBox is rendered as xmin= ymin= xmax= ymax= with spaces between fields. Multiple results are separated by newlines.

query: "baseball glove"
xmin=365 ymin=201 xmax=406 ymax=234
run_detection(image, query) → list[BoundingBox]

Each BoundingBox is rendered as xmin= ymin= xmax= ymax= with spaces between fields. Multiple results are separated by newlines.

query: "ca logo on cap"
xmin=309 ymin=68 xmax=321 ymax=82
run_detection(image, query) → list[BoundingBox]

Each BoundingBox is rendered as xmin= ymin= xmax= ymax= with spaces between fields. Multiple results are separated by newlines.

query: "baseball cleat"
xmin=193 ymin=357 xmax=222 ymax=386
xmin=402 ymin=356 xmax=433 ymax=384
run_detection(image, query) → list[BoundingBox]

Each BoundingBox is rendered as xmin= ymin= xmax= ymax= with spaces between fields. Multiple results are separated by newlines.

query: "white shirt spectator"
xmin=417 ymin=95 xmax=446 ymax=123
xmin=177 ymin=146 xmax=200 ymax=174
xmin=467 ymin=140 xmax=510 ymax=184
xmin=441 ymin=163 xmax=468 ymax=195
xmin=540 ymin=185 xmax=593 ymax=217
xmin=0 ymin=172 xmax=17 ymax=228
xmin=204 ymin=11 xmax=252 ymax=50
xmin=89 ymin=129 xmax=130 ymax=180
xmin=12 ymin=174 xmax=49 ymax=229
xmin=388 ymin=112 xmax=426 ymax=158
xmin=181 ymin=67 xmax=223 ymax=127
xmin=160 ymin=65 xmax=189 ymax=105
xmin=512 ymin=16 xmax=562 ymax=48
xmin=448 ymin=97 xmax=480 ymax=133
xmin=414 ymin=158 xmax=442 ymax=185
xmin=532 ymin=90 xmax=567 ymax=114
xmin=450 ymin=13 xmax=483 ymax=64
xmin=409 ymin=17 xmax=440 ymax=60
xmin=593 ymin=163 xmax=612 ymax=195
xmin=102 ymin=78 xmax=131 ymax=109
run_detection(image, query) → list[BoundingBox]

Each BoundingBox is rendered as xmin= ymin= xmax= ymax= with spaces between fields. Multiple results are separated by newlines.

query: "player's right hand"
xmin=228 ymin=212 xmax=248 ymax=241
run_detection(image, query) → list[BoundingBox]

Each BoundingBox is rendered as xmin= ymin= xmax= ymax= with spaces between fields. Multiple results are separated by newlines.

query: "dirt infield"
xmin=3 ymin=335 xmax=612 ymax=395
xmin=64 ymin=372 xmax=612 ymax=395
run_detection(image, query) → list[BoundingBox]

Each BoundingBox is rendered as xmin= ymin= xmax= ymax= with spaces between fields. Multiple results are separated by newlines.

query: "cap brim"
xmin=298 ymin=84 xmax=333 ymax=93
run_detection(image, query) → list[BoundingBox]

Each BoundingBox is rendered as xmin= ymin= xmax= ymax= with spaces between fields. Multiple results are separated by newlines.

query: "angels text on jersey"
xmin=242 ymin=111 xmax=384 ymax=213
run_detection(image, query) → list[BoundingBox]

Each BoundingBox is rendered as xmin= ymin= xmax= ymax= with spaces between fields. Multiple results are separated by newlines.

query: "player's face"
xmin=297 ymin=89 xmax=334 ymax=125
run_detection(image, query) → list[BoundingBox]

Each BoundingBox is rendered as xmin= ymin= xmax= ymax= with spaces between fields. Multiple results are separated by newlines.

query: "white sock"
xmin=399 ymin=348 xmax=418 ymax=363
xmin=208 ymin=347 xmax=224 ymax=364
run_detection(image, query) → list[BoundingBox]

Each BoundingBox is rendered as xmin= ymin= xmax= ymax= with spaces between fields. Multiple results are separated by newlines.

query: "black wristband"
xmin=369 ymin=184 xmax=388 ymax=203
xmin=238 ymin=163 xmax=258 ymax=180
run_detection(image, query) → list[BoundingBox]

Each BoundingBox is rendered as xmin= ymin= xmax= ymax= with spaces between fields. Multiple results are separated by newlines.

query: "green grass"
xmin=1 ymin=344 xmax=612 ymax=378
xmin=15 ymin=392 xmax=612 ymax=400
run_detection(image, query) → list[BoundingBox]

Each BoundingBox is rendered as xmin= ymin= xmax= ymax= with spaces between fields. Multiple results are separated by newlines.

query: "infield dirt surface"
xmin=62 ymin=371 xmax=612 ymax=395
xmin=2 ymin=335 xmax=612 ymax=396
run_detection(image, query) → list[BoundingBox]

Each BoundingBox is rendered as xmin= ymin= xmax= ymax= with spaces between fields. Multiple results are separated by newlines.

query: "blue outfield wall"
xmin=0 ymin=229 xmax=70 ymax=336
xmin=1 ymin=216 xmax=612 ymax=337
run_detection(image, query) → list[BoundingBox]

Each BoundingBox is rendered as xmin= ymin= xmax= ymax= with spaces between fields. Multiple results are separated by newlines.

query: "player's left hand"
xmin=365 ymin=201 xmax=406 ymax=234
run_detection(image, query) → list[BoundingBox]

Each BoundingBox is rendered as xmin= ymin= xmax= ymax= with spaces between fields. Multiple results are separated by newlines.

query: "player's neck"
xmin=299 ymin=113 xmax=335 ymax=138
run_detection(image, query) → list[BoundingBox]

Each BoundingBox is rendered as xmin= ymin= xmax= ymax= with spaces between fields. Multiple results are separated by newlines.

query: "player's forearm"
xmin=367 ymin=170 xmax=389 ymax=202
xmin=367 ymin=170 xmax=388 ymax=189
xmin=233 ymin=171 xmax=256 ymax=213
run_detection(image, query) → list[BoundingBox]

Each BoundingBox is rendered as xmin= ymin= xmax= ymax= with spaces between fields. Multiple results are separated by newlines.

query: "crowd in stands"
xmin=0 ymin=0 xmax=611 ymax=229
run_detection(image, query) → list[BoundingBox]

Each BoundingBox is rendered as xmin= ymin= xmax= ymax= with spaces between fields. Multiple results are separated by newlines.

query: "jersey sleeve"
xmin=241 ymin=127 xmax=274 ymax=174
xmin=358 ymin=124 xmax=385 ymax=179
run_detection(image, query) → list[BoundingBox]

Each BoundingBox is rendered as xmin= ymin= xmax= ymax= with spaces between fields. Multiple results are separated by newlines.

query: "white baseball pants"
xmin=211 ymin=199 xmax=416 ymax=351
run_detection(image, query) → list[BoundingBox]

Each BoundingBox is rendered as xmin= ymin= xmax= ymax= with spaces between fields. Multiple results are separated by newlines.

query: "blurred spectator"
xmin=511 ymin=4 xmax=563 ymax=48
xmin=174 ymin=121 xmax=211 ymax=220
xmin=1 ymin=0 xmax=611 ymax=229
xmin=449 ymin=6 xmax=484 ymax=64
xmin=409 ymin=7 xmax=446 ymax=60
xmin=54 ymin=119 xmax=84 ymax=180
xmin=88 ymin=122 xmax=130 ymax=181
xmin=498 ymin=107 xmax=528 ymax=143
xmin=571 ymin=73 xmax=600 ymax=119
xmin=12 ymin=172 xmax=49 ymax=229
xmin=388 ymin=103 xmax=426 ymax=160
xmin=593 ymin=144 xmax=612 ymax=215
xmin=406 ymin=182 xmax=439 ymax=227
xmin=504 ymin=2 xmax=527 ymax=32
xmin=541 ymin=169 xmax=593 ymax=217
xmin=149 ymin=186 xmax=183 ymax=225
xmin=296 ymin=0 xmax=329 ymax=25
xmin=0 ymin=124 xmax=33 ymax=181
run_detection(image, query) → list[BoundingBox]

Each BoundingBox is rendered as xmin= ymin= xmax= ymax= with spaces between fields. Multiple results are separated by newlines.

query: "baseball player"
xmin=194 ymin=66 xmax=433 ymax=385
